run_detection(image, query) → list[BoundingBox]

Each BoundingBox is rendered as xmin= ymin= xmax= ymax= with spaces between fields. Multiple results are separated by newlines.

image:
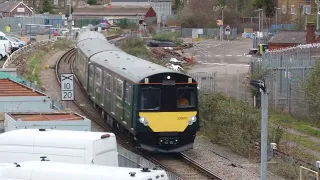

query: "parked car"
xmin=7 ymin=36 xmax=25 ymax=48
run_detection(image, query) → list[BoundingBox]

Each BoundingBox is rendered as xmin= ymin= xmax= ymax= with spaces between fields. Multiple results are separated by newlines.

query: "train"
xmin=73 ymin=31 xmax=200 ymax=153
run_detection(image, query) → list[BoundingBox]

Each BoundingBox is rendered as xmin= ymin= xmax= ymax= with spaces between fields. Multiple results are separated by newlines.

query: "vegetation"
xmin=87 ymin=0 xmax=97 ymax=5
xmin=119 ymin=37 xmax=165 ymax=66
xmin=152 ymin=32 xmax=183 ymax=46
xmin=176 ymin=0 xmax=275 ymax=28
xmin=26 ymin=51 xmax=45 ymax=86
xmin=41 ymin=0 xmax=53 ymax=14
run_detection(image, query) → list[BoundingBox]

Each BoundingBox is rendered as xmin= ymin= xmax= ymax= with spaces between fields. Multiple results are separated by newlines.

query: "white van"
xmin=0 ymin=41 xmax=7 ymax=60
xmin=0 ymin=161 xmax=169 ymax=180
xmin=0 ymin=129 xmax=118 ymax=167
xmin=0 ymin=31 xmax=12 ymax=54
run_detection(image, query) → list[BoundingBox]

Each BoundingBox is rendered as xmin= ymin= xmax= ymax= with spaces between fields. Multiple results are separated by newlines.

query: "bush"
xmin=152 ymin=32 xmax=183 ymax=46
xmin=199 ymin=92 xmax=261 ymax=157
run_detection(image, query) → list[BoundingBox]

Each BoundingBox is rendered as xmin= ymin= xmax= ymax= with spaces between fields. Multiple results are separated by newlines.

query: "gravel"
xmin=184 ymin=136 xmax=285 ymax=180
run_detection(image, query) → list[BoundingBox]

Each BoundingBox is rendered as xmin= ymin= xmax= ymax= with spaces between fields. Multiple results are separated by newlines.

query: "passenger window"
xmin=104 ymin=72 xmax=111 ymax=90
xmin=95 ymin=67 xmax=102 ymax=86
xmin=176 ymin=88 xmax=196 ymax=108
xmin=116 ymin=79 xmax=123 ymax=99
xmin=140 ymin=88 xmax=160 ymax=110
xmin=125 ymin=83 xmax=131 ymax=105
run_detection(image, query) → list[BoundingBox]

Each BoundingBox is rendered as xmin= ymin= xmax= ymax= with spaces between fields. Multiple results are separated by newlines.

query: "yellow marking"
xmin=139 ymin=111 xmax=197 ymax=132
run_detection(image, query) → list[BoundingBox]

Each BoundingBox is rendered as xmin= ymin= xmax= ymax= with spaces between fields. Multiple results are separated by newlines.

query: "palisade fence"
xmin=181 ymin=28 xmax=238 ymax=40
xmin=2 ymin=39 xmax=182 ymax=180
xmin=188 ymin=71 xmax=251 ymax=102
xmin=251 ymin=44 xmax=320 ymax=117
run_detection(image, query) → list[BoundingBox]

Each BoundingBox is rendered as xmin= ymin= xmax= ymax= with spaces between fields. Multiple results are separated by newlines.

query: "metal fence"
xmin=188 ymin=71 xmax=251 ymax=102
xmin=117 ymin=145 xmax=182 ymax=180
xmin=0 ymin=16 xmax=45 ymax=35
xmin=251 ymin=44 xmax=320 ymax=116
xmin=181 ymin=28 xmax=238 ymax=40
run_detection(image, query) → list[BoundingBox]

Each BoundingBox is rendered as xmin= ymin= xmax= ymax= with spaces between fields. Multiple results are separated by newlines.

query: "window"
xmin=95 ymin=67 xmax=102 ymax=86
xmin=291 ymin=5 xmax=295 ymax=15
xmin=176 ymin=88 xmax=196 ymax=108
xmin=140 ymin=88 xmax=161 ymax=110
xmin=125 ymin=83 xmax=132 ymax=105
xmin=0 ymin=36 xmax=7 ymax=40
xmin=116 ymin=79 xmax=123 ymax=99
xmin=104 ymin=72 xmax=111 ymax=91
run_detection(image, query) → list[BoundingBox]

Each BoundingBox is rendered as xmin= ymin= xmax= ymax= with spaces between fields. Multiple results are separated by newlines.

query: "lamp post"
xmin=274 ymin=7 xmax=281 ymax=26
xmin=255 ymin=9 xmax=263 ymax=43
xmin=316 ymin=0 xmax=319 ymax=30
xmin=250 ymin=79 xmax=268 ymax=180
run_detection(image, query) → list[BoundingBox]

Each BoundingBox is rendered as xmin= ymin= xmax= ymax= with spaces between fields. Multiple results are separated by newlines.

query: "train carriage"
xmin=74 ymin=31 xmax=199 ymax=153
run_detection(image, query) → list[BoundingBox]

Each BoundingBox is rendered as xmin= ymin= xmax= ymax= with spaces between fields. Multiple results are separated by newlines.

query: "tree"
xmin=251 ymin=0 xmax=275 ymax=17
xmin=87 ymin=0 xmax=97 ymax=5
xmin=42 ymin=0 xmax=53 ymax=13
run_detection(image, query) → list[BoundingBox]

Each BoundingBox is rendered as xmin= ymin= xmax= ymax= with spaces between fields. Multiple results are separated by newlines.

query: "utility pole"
xmin=255 ymin=9 xmax=263 ymax=44
xmin=317 ymin=0 xmax=319 ymax=30
xmin=250 ymin=80 xmax=268 ymax=180
xmin=221 ymin=7 xmax=224 ymax=41
xmin=275 ymin=8 xmax=277 ymax=26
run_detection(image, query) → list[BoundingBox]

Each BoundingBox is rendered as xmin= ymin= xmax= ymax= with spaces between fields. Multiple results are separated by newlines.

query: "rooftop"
xmin=73 ymin=6 xmax=151 ymax=16
xmin=7 ymin=112 xmax=84 ymax=121
xmin=0 ymin=79 xmax=44 ymax=97
xmin=268 ymin=31 xmax=306 ymax=44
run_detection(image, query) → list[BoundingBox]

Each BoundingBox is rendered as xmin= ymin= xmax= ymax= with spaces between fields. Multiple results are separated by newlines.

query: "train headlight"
xmin=139 ymin=117 xmax=149 ymax=126
xmin=188 ymin=116 xmax=197 ymax=125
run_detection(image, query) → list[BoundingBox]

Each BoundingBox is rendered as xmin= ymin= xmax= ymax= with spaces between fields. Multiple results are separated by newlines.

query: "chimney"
xmin=306 ymin=22 xmax=316 ymax=44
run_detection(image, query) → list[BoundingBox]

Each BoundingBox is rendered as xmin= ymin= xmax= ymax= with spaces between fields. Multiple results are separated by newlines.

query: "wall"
xmin=268 ymin=43 xmax=298 ymax=50
xmin=0 ymin=96 xmax=55 ymax=112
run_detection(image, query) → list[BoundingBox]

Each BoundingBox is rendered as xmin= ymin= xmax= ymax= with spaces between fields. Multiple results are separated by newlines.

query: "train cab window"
xmin=176 ymin=88 xmax=196 ymax=108
xmin=140 ymin=88 xmax=160 ymax=110
xmin=95 ymin=67 xmax=102 ymax=86
xmin=116 ymin=79 xmax=123 ymax=99
xmin=104 ymin=72 xmax=111 ymax=91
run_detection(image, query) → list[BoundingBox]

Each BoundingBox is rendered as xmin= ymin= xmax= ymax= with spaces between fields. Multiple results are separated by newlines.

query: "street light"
xmin=250 ymin=79 xmax=268 ymax=180
xmin=274 ymin=7 xmax=281 ymax=26
xmin=255 ymin=9 xmax=263 ymax=43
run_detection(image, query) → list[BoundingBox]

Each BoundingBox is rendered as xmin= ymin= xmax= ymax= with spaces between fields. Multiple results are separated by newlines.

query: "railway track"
xmin=55 ymin=46 xmax=225 ymax=180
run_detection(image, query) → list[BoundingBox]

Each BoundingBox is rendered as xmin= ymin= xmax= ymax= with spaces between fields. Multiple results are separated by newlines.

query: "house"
xmin=110 ymin=0 xmax=172 ymax=24
xmin=268 ymin=23 xmax=320 ymax=50
xmin=0 ymin=1 xmax=34 ymax=17
xmin=73 ymin=6 xmax=157 ymax=25
xmin=276 ymin=0 xmax=315 ymax=18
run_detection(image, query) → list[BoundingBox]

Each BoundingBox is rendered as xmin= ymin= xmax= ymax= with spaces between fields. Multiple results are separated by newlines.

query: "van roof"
xmin=0 ymin=129 xmax=115 ymax=146
xmin=0 ymin=161 xmax=168 ymax=180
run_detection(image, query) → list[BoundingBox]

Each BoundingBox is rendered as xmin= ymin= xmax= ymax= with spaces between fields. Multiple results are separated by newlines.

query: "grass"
xmin=25 ymin=51 xmax=44 ymax=86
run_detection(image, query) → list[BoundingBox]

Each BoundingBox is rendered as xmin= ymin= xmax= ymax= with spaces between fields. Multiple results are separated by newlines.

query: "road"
xmin=183 ymin=38 xmax=252 ymax=75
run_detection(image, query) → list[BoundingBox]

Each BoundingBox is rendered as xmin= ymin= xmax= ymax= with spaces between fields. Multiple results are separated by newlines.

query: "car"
xmin=7 ymin=36 xmax=26 ymax=48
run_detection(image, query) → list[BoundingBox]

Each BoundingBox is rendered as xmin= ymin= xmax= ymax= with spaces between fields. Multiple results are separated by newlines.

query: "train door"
xmin=88 ymin=64 xmax=94 ymax=97
xmin=123 ymin=82 xmax=132 ymax=128
xmin=103 ymin=71 xmax=111 ymax=111
xmin=110 ymin=74 xmax=116 ymax=116
xmin=94 ymin=67 xmax=102 ymax=105
xmin=115 ymin=77 xmax=124 ymax=121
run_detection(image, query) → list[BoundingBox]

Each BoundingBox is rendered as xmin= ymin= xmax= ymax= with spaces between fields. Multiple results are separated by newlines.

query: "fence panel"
xmin=181 ymin=28 xmax=238 ymax=40
xmin=251 ymin=44 xmax=320 ymax=116
xmin=0 ymin=16 xmax=45 ymax=34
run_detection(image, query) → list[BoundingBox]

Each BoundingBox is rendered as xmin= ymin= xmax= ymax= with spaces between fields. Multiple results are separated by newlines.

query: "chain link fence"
xmin=251 ymin=44 xmax=320 ymax=117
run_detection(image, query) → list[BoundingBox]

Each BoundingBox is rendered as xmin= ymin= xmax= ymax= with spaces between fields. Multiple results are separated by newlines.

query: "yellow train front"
xmin=135 ymin=73 xmax=199 ymax=153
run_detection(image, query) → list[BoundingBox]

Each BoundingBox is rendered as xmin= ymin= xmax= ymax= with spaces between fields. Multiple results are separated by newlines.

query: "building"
xmin=276 ymin=0 xmax=316 ymax=18
xmin=110 ymin=0 xmax=172 ymax=24
xmin=73 ymin=6 xmax=157 ymax=25
xmin=268 ymin=22 xmax=320 ymax=50
xmin=0 ymin=1 xmax=34 ymax=17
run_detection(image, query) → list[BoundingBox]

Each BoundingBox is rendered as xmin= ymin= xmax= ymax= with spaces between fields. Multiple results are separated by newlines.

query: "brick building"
xmin=0 ymin=1 xmax=34 ymax=17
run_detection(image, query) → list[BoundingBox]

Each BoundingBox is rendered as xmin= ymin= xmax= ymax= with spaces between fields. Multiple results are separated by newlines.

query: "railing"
xmin=2 ymin=38 xmax=64 ymax=110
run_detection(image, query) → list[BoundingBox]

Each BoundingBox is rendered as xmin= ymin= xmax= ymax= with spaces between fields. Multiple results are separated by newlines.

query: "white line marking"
xmin=226 ymin=55 xmax=232 ymax=56
xmin=236 ymin=55 xmax=243 ymax=56
xmin=200 ymin=62 xmax=250 ymax=67
xmin=215 ymin=55 xmax=221 ymax=57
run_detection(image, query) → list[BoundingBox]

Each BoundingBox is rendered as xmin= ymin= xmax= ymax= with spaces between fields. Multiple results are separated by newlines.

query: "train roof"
xmin=77 ymin=38 xmax=121 ymax=57
xmin=77 ymin=30 xmax=106 ymax=42
xmin=90 ymin=50 xmax=180 ymax=82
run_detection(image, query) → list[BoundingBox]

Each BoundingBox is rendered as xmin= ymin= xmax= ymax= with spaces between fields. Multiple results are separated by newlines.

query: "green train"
xmin=73 ymin=31 xmax=200 ymax=153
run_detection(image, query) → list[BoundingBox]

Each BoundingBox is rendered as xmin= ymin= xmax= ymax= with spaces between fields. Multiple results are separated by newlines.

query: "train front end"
xmin=135 ymin=72 xmax=199 ymax=153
